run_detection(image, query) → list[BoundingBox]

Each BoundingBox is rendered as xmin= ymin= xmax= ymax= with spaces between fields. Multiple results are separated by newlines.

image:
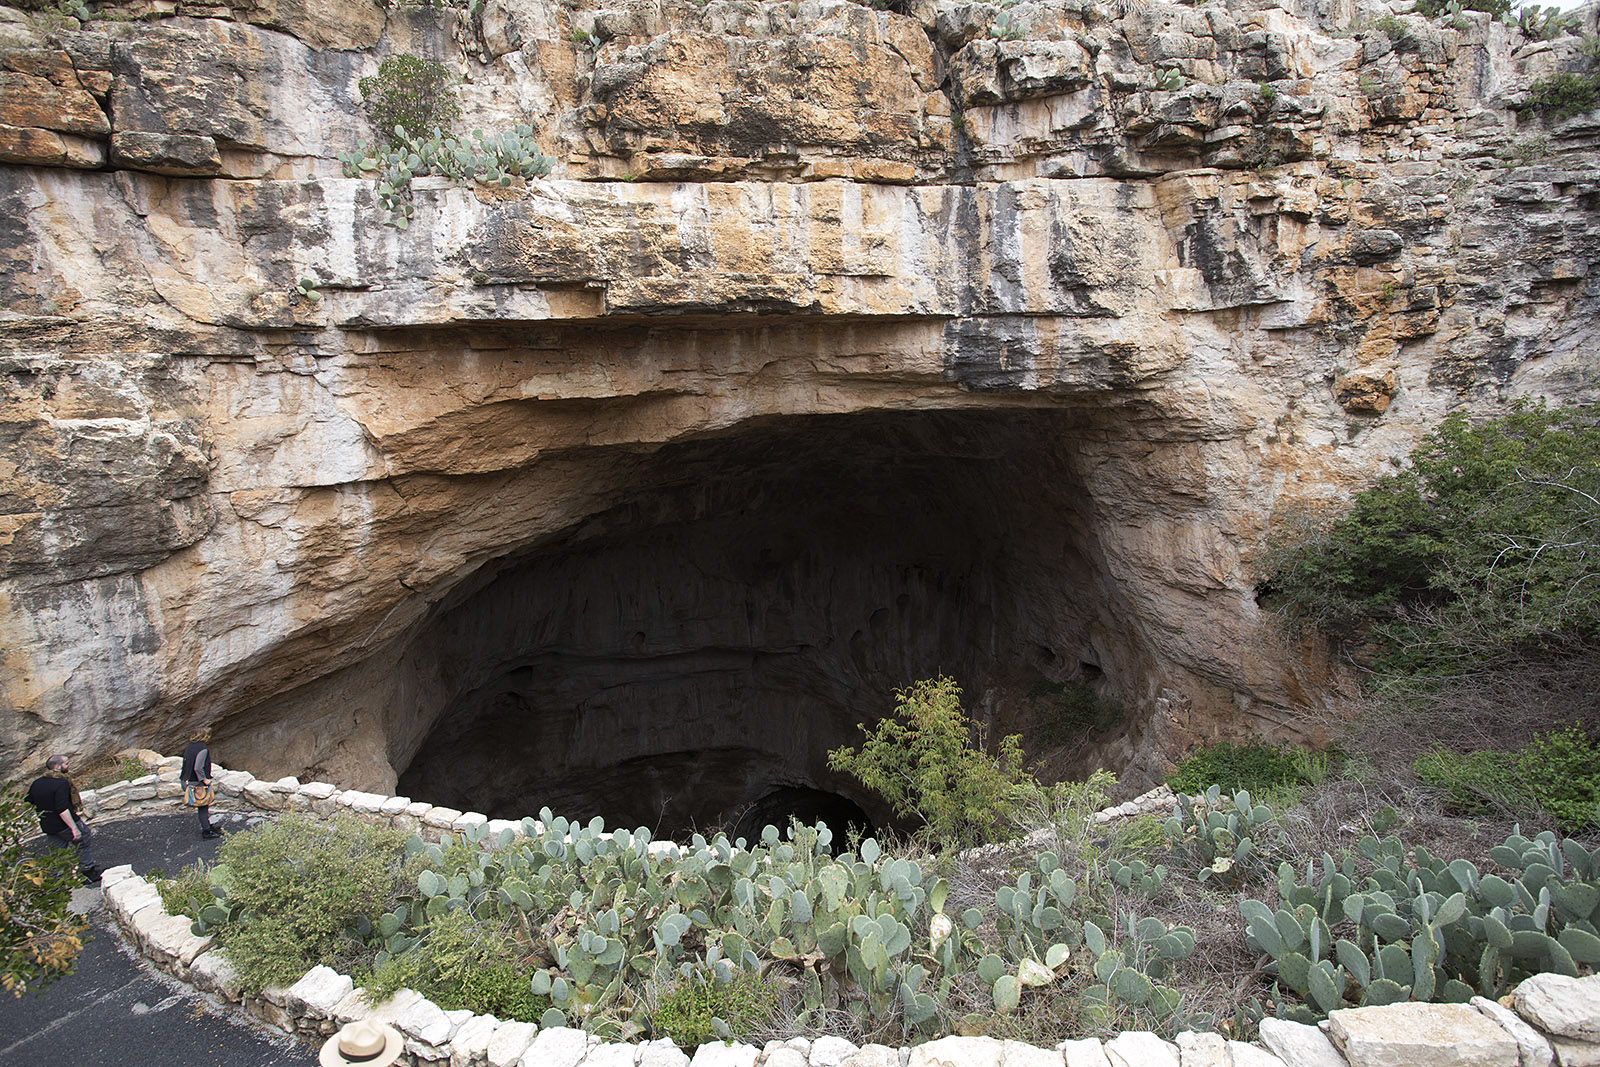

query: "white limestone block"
xmin=453 ymin=812 xmax=490 ymax=835
xmin=158 ymin=765 xmax=181 ymax=781
xmin=840 ymin=1047 xmax=901 ymax=1067
xmin=423 ymin=807 xmax=465 ymax=829
xmin=1330 ymin=1002 xmax=1519 ymax=1067
xmin=769 ymin=1038 xmax=811 ymax=1058
xmin=638 ymin=1038 xmax=691 ymax=1067
xmin=190 ymin=948 xmax=244 ymax=1001
xmin=214 ymin=769 xmax=255 ymax=795
xmin=1058 ymin=1040 xmax=1110 ymax=1067
xmin=1001 ymin=1039 xmax=1063 ymax=1067
xmin=813 ymin=1038 xmax=861 ymax=1067
xmin=339 ymin=790 xmax=388 ymax=814
xmin=769 ymin=1050 xmax=809 ymax=1067
xmin=106 ymin=876 xmax=160 ymax=923
xmin=588 ymin=1043 xmax=641 ymax=1067
xmin=144 ymin=911 xmax=213 ymax=967
xmin=156 ymin=780 xmax=184 ymax=799
xmin=1177 ymin=1032 xmax=1229 ymax=1067
xmin=1473 ymin=997 xmax=1556 ymax=1067
xmin=157 ymin=756 xmax=183 ymax=770
xmin=287 ymin=965 xmax=355 ymax=1018
xmin=1105 ymin=1032 xmax=1179 ymax=1067
xmin=450 ymin=1014 xmax=499 ymax=1067
xmin=95 ymin=791 xmax=130 ymax=811
xmin=689 ymin=1043 xmax=761 ymax=1067
xmin=521 ymin=1026 xmax=595 ymax=1067
xmin=330 ymin=988 xmax=376 ymax=1026
xmin=381 ymin=795 xmax=414 ymax=816
xmin=1231 ymin=1043 xmax=1289 ymax=1067
xmin=243 ymin=780 xmax=288 ymax=810
xmin=486 ymin=818 xmax=521 ymax=838
xmin=1258 ymin=1019 xmax=1348 ymax=1067
xmin=1549 ymin=1039 xmax=1600 ymax=1067
xmin=1516 ymin=975 xmax=1600 ymax=1041
xmin=406 ymin=801 xmax=434 ymax=818
xmin=299 ymin=781 xmax=339 ymax=800
xmin=271 ymin=776 xmax=300 ymax=792
xmin=396 ymin=996 xmax=460 ymax=1047
xmin=487 ymin=1020 xmax=538 ymax=1067
xmin=366 ymin=989 xmax=427 ymax=1027
xmin=125 ymin=784 xmax=157 ymax=801
xmin=99 ymin=864 xmax=136 ymax=889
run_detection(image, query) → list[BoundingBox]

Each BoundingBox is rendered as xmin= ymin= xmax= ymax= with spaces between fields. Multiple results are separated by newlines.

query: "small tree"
xmin=0 ymin=782 xmax=88 ymax=996
xmin=828 ymin=675 xmax=1035 ymax=847
xmin=358 ymin=55 xmax=460 ymax=150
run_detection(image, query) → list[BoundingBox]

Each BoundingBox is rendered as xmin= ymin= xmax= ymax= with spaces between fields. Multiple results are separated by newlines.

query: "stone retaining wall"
xmin=83 ymin=754 xmax=1600 ymax=1067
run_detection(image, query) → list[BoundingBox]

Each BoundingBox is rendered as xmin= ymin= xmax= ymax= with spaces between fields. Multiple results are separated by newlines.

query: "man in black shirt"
xmin=26 ymin=754 xmax=100 ymax=884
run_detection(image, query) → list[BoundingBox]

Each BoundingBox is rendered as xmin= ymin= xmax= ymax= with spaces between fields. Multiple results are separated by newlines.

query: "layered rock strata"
xmin=1 ymin=0 xmax=1598 ymax=803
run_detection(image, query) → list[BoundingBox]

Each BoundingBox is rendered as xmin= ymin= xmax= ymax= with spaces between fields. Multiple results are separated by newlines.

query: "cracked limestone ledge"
xmin=84 ymin=752 xmax=1600 ymax=1067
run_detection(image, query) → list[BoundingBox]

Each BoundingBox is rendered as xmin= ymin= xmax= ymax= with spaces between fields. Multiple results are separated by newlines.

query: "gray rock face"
xmin=0 ymin=0 xmax=1597 ymax=798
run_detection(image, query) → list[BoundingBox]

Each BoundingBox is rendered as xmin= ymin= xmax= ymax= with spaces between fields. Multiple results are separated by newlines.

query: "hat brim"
xmin=319 ymin=1023 xmax=405 ymax=1067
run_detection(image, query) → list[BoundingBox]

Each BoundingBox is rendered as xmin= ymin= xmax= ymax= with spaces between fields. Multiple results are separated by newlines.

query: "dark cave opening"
xmin=395 ymin=408 xmax=1124 ymax=840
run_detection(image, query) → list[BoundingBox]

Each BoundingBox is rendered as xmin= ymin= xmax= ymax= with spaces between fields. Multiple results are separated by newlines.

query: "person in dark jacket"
xmin=26 ymin=754 xmax=101 ymax=884
xmin=181 ymin=731 xmax=220 ymax=839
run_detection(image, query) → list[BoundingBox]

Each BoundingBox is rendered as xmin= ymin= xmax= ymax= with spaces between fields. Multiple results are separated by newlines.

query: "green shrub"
xmin=829 ymin=675 xmax=1036 ymax=847
xmin=210 ymin=813 xmax=408 ymax=992
xmin=149 ymin=862 xmax=213 ymax=921
xmin=1522 ymin=72 xmax=1600 ymax=122
xmin=1028 ymin=682 xmax=1123 ymax=745
xmin=1413 ymin=0 xmax=1509 ymax=17
xmin=651 ymin=970 xmax=778 ymax=1050
xmin=0 ymin=783 xmax=88 ymax=996
xmin=1166 ymin=742 xmax=1327 ymax=797
xmin=1259 ymin=404 xmax=1600 ymax=674
xmin=359 ymin=54 xmax=461 ymax=150
xmin=365 ymin=908 xmax=546 ymax=1018
xmin=1414 ymin=725 xmax=1600 ymax=831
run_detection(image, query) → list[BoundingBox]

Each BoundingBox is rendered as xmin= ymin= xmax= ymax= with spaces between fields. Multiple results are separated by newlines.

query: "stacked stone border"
xmin=82 ymin=753 xmax=1600 ymax=1067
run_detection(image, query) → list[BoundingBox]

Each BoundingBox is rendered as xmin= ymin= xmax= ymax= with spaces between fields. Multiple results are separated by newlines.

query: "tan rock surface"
xmin=0 ymin=0 xmax=1596 ymax=810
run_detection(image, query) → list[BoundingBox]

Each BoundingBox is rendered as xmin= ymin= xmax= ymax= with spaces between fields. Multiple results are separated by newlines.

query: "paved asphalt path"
xmin=0 ymin=811 xmax=314 ymax=1067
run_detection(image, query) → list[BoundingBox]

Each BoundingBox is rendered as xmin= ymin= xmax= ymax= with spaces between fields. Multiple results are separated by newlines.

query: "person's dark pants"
xmin=44 ymin=823 xmax=95 ymax=872
xmin=197 ymin=804 xmax=213 ymax=834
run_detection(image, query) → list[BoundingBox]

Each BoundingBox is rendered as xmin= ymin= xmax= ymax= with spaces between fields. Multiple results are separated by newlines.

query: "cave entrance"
xmin=396 ymin=408 xmax=1117 ymax=840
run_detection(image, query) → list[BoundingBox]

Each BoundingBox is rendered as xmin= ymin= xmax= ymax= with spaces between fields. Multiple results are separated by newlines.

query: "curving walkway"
xmin=0 ymin=812 xmax=309 ymax=1067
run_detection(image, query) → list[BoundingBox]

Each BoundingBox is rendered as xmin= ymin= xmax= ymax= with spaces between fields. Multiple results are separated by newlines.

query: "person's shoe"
xmin=80 ymin=866 xmax=102 ymax=885
xmin=202 ymin=828 xmax=223 ymax=839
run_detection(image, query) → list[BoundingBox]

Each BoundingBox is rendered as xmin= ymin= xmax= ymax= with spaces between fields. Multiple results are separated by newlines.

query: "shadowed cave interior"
xmin=396 ymin=408 xmax=1133 ymax=840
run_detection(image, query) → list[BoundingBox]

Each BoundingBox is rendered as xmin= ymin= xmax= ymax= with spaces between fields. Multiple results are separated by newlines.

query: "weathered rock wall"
xmin=1 ymin=0 xmax=1598 ymax=802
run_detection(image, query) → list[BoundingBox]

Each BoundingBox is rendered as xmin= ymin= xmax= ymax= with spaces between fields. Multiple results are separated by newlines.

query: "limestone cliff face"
xmin=1 ymin=0 xmax=1597 ymax=818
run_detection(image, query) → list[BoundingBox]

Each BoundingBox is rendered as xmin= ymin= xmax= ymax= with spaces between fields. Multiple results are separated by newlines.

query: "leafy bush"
xmin=149 ymin=862 xmax=213 ymax=921
xmin=0 ymin=783 xmax=88 ymax=996
xmin=359 ymin=55 xmax=461 ymax=150
xmin=1028 ymin=682 xmax=1123 ymax=745
xmin=1414 ymin=726 xmax=1600 ymax=831
xmin=829 ymin=675 xmax=1035 ymax=847
xmin=1259 ymin=404 xmax=1600 ymax=674
xmin=1166 ymin=742 xmax=1327 ymax=797
xmin=651 ymin=970 xmax=778 ymax=1049
xmin=365 ymin=908 xmax=546 ymax=1019
xmin=1414 ymin=0 xmax=1509 ymax=17
xmin=1522 ymin=71 xmax=1600 ymax=122
xmin=208 ymin=813 xmax=409 ymax=991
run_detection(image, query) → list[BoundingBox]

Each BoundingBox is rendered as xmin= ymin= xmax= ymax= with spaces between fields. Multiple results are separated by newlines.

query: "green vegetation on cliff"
xmin=1260 ymin=403 xmax=1600 ymax=676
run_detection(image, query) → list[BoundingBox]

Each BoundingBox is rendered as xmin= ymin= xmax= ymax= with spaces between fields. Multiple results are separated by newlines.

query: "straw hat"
xmin=319 ymin=1020 xmax=404 ymax=1067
